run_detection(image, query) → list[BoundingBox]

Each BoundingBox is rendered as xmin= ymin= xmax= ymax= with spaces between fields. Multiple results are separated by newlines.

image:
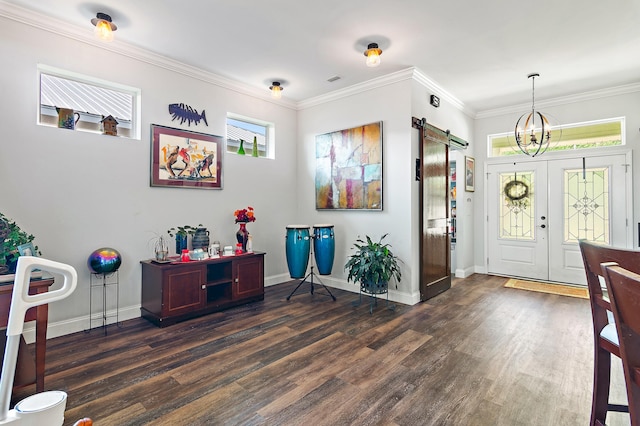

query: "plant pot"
xmin=361 ymin=279 xmax=388 ymax=295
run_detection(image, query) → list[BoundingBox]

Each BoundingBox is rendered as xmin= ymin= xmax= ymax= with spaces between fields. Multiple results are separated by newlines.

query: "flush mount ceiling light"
xmin=364 ymin=43 xmax=382 ymax=67
xmin=514 ymin=73 xmax=559 ymax=157
xmin=269 ymin=81 xmax=283 ymax=99
xmin=91 ymin=12 xmax=117 ymax=42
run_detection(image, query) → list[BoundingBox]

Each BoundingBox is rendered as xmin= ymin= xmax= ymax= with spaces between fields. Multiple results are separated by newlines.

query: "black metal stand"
xmin=286 ymin=239 xmax=336 ymax=301
xmin=87 ymin=271 xmax=122 ymax=335
xmin=352 ymin=284 xmax=395 ymax=314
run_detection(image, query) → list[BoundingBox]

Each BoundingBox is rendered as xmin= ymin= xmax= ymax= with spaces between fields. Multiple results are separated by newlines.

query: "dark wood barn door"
xmin=414 ymin=118 xmax=451 ymax=300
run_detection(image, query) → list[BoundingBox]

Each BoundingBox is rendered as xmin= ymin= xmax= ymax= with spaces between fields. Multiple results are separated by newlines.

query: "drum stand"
xmin=286 ymin=238 xmax=336 ymax=301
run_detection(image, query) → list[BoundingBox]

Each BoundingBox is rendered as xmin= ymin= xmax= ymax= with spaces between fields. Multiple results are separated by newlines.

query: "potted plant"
xmin=0 ymin=213 xmax=40 ymax=274
xmin=167 ymin=224 xmax=202 ymax=254
xmin=344 ymin=233 xmax=402 ymax=295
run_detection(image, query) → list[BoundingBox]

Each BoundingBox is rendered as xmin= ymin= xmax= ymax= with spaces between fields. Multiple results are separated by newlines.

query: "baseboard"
xmin=22 ymin=305 xmax=142 ymax=344
xmin=455 ymin=266 xmax=476 ymax=278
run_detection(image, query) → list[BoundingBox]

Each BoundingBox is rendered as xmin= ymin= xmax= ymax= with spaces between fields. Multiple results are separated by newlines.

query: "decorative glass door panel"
xmin=564 ymin=167 xmax=609 ymax=244
xmin=499 ymin=171 xmax=535 ymax=241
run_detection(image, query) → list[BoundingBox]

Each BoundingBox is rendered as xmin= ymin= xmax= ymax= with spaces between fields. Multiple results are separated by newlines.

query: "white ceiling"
xmin=4 ymin=0 xmax=640 ymax=114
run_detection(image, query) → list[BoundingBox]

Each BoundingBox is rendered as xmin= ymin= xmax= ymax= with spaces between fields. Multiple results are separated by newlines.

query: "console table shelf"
xmin=140 ymin=252 xmax=264 ymax=327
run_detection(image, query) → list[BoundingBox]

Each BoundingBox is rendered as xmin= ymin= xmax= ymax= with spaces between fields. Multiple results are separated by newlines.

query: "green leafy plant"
xmin=344 ymin=234 xmax=402 ymax=291
xmin=167 ymin=225 xmax=202 ymax=237
xmin=0 ymin=212 xmax=40 ymax=271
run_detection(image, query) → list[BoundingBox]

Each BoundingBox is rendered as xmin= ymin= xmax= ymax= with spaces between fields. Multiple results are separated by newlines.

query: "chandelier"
xmin=514 ymin=73 xmax=555 ymax=157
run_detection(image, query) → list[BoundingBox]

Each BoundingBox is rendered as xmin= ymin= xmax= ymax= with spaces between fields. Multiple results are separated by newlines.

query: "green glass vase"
xmin=237 ymin=139 xmax=245 ymax=155
xmin=252 ymin=136 xmax=259 ymax=157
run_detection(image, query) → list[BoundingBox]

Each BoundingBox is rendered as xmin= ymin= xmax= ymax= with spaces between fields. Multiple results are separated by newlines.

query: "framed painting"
xmin=465 ymin=156 xmax=475 ymax=192
xmin=315 ymin=121 xmax=382 ymax=210
xmin=151 ymin=124 xmax=223 ymax=189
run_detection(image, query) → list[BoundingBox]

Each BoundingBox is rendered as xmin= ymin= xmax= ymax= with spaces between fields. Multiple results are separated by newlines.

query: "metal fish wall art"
xmin=168 ymin=103 xmax=208 ymax=126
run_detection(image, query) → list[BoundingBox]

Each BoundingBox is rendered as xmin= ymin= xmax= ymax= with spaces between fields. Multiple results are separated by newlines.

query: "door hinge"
xmin=487 ymin=257 xmax=489 ymax=265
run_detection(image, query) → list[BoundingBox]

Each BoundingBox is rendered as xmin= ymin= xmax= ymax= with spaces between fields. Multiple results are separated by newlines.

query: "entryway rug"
xmin=504 ymin=278 xmax=589 ymax=299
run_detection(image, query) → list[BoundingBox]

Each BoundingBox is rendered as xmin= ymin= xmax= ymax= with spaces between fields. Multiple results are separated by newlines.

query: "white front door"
xmin=487 ymin=161 xmax=549 ymax=280
xmin=487 ymin=153 xmax=630 ymax=284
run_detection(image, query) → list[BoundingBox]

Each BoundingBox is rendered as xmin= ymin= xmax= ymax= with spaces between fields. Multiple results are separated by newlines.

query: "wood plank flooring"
xmin=15 ymin=274 xmax=631 ymax=425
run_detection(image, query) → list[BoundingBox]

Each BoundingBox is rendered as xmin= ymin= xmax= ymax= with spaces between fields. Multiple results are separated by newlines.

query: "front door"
xmin=487 ymin=153 xmax=629 ymax=284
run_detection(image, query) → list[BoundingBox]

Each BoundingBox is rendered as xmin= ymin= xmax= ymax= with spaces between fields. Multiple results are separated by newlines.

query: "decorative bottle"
xmin=237 ymin=139 xmax=246 ymax=155
xmin=252 ymin=136 xmax=259 ymax=157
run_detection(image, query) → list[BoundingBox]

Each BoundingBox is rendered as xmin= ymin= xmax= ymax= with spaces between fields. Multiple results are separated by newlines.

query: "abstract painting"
xmin=315 ymin=122 xmax=382 ymax=210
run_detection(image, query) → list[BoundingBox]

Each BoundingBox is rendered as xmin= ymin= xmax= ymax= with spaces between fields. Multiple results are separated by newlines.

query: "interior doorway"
xmin=486 ymin=153 xmax=631 ymax=285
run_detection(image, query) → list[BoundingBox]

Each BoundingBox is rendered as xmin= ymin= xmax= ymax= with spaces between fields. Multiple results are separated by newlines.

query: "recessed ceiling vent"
xmin=327 ymin=76 xmax=341 ymax=83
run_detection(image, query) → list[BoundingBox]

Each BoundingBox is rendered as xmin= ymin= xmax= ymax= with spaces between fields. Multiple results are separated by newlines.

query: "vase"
xmin=175 ymin=234 xmax=188 ymax=254
xmin=252 ymin=136 xmax=259 ymax=157
xmin=237 ymin=139 xmax=246 ymax=155
xmin=236 ymin=222 xmax=249 ymax=253
xmin=192 ymin=227 xmax=210 ymax=250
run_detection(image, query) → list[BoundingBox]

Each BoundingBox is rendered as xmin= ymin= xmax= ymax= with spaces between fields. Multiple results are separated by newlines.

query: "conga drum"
xmin=285 ymin=225 xmax=310 ymax=279
xmin=313 ymin=224 xmax=335 ymax=275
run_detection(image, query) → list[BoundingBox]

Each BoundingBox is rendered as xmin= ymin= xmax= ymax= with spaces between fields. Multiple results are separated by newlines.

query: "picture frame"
xmin=150 ymin=124 xmax=223 ymax=189
xmin=315 ymin=121 xmax=383 ymax=210
xmin=465 ymin=156 xmax=475 ymax=192
xmin=17 ymin=242 xmax=36 ymax=257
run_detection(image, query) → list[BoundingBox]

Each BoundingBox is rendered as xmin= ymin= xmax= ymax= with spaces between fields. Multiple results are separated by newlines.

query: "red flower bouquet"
xmin=234 ymin=206 xmax=256 ymax=223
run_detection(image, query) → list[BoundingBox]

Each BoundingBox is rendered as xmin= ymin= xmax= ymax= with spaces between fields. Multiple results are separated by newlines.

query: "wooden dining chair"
xmin=601 ymin=263 xmax=640 ymax=425
xmin=579 ymin=240 xmax=640 ymax=425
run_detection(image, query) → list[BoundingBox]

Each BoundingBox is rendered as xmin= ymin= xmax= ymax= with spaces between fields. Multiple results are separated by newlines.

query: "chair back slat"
xmin=602 ymin=264 xmax=640 ymax=424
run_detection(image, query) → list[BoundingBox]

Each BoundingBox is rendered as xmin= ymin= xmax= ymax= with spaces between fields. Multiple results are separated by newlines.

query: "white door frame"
xmin=483 ymin=149 xmax=633 ymax=281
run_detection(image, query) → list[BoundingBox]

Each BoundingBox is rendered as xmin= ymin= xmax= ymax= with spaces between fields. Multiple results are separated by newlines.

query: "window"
xmin=38 ymin=65 xmax=140 ymax=139
xmin=226 ymin=114 xmax=273 ymax=158
xmin=488 ymin=117 xmax=624 ymax=158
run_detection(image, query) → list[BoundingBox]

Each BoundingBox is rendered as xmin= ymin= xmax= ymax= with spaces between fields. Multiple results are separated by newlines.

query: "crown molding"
xmin=297 ymin=67 xmax=472 ymax=114
xmin=475 ymin=82 xmax=640 ymax=120
xmin=410 ymin=68 xmax=469 ymax=114
xmin=0 ymin=1 xmax=298 ymax=110
xmin=296 ymin=68 xmax=416 ymax=110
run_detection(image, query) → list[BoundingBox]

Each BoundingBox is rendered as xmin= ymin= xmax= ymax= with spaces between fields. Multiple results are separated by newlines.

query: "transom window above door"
xmin=488 ymin=117 xmax=624 ymax=158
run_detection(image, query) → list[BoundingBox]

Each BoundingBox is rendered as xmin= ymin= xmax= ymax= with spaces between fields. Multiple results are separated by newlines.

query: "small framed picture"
xmin=18 ymin=242 xmax=36 ymax=257
xmin=465 ymin=156 xmax=475 ymax=192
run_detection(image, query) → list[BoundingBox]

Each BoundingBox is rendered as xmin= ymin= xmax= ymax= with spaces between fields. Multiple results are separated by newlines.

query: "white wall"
xmin=0 ymin=16 xmax=299 ymax=338
xmin=297 ymin=80 xmax=417 ymax=303
xmin=473 ymin=90 xmax=640 ymax=272
xmin=296 ymin=74 xmax=475 ymax=304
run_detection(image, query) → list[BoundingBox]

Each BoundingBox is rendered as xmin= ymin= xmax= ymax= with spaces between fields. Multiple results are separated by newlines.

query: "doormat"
xmin=504 ymin=278 xmax=589 ymax=299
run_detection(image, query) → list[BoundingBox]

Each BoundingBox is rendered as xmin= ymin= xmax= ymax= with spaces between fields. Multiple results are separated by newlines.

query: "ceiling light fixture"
xmin=514 ymin=73 xmax=557 ymax=157
xmin=91 ymin=12 xmax=117 ymax=42
xmin=364 ymin=43 xmax=382 ymax=67
xmin=269 ymin=82 xmax=283 ymax=99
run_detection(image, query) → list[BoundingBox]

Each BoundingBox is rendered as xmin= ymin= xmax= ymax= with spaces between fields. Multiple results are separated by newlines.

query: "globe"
xmin=87 ymin=247 xmax=122 ymax=274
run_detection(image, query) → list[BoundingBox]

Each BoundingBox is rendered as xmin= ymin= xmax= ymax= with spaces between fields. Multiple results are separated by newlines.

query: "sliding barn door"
xmin=417 ymin=120 xmax=451 ymax=300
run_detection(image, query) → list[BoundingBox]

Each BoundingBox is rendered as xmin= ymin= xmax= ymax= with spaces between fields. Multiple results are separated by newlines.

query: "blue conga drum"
xmin=313 ymin=224 xmax=335 ymax=275
xmin=285 ymin=225 xmax=311 ymax=279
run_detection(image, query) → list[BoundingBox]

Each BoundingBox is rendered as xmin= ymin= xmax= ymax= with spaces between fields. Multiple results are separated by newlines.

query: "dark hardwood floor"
xmin=16 ymin=274 xmax=630 ymax=425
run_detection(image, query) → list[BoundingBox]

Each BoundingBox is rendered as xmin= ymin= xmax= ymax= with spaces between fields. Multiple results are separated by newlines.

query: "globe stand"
xmin=286 ymin=237 xmax=336 ymax=301
xmin=86 ymin=271 xmax=121 ymax=335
